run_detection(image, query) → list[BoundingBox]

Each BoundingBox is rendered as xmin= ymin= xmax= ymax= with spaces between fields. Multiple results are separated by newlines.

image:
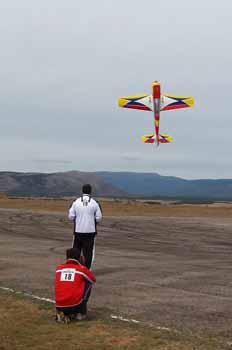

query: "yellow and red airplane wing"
xmin=141 ymin=133 xmax=173 ymax=144
xmin=160 ymin=94 xmax=194 ymax=111
xmin=118 ymin=94 xmax=153 ymax=112
xmin=118 ymin=94 xmax=194 ymax=112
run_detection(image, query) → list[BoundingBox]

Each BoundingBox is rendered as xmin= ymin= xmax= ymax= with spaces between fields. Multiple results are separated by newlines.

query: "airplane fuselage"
xmin=152 ymin=81 xmax=161 ymax=146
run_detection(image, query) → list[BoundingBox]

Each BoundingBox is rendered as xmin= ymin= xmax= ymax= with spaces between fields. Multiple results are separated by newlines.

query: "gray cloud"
xmin=33 ymin=159 xmax=73 ymax=164
xmin=0 ymin=0 xmax=232 ymax=178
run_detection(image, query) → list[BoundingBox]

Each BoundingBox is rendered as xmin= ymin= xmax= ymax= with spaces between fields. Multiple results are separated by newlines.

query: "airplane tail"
xmin=141 ymin=133 xmax=173 ymax=144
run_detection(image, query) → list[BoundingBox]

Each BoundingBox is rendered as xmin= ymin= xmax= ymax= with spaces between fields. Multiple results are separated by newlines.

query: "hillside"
xmin=0 ymin=171 xmax=125 ymax=197
xmin=97 ymin=172 xmax=232 ymax=200
xmin=0 ymin=170 xmax=232 ymax=199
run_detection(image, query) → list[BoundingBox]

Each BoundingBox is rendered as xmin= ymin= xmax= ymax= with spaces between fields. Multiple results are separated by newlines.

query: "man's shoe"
xmin=56 ymin=311 xmax=70 ymax=324
xmin=75 ymin=313 xmax=87 ymax=321
xmin=56 ymin=311 xmax=64 ymax=323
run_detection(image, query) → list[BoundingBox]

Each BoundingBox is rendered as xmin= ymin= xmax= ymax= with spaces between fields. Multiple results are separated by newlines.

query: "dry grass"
xmin=0 ymin=196 xmax=232 ymax=218
xmin=0 ymin=291 xmax=224 ymax=350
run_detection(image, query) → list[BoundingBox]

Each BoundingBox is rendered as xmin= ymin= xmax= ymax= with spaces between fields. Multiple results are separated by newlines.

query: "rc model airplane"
xmin=118 ymin=81 xmax=194 ymax=146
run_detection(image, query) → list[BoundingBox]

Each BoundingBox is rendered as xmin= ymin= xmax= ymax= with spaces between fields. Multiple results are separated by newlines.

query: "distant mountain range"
xmin=0 ymin=170 xmax=232 ymax=200
xmin=97 ymin=172 xmax=232 ymax=200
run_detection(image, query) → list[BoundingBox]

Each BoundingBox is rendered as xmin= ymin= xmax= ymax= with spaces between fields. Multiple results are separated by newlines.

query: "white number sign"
xmin=60 ymin=268 xmax=75 ymax=282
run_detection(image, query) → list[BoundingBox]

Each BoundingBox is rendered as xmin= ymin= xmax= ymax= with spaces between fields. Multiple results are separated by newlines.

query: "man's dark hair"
xmin=82 ymin=184 xmax=92 ymax=195
xmin=66 ymin=248 xmax=81 ymax=261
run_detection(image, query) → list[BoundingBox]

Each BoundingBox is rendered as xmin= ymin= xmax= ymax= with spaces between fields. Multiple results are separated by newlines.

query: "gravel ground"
xmin=0 ymin=208 xmax=232 ymax=336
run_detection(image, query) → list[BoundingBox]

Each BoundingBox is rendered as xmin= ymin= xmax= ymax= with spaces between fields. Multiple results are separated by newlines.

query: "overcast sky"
xmin=0 ymin=0 xmax=231 ymax=179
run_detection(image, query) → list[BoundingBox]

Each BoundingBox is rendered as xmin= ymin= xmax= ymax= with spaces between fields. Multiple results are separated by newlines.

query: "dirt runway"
xmin=0 ymin=207 xmax=232 ymax=335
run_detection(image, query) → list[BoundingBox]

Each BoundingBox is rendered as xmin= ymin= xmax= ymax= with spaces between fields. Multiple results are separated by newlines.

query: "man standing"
xmin=68 ymin=184 xmax=102 ymax=269
xmin=55 ymin=248 xmax=96 ymax=323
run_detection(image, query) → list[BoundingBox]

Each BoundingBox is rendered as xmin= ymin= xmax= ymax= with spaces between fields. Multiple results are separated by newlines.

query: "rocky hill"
xmin=0 ymin=171 xmax=125 ymax=197
xmin=0 ymin=170 xmax=232 ymax=200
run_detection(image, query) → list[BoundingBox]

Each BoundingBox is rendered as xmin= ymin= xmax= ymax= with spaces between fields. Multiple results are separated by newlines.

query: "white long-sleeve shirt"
xmin=68 ymin=195 xmax=102 ymax=233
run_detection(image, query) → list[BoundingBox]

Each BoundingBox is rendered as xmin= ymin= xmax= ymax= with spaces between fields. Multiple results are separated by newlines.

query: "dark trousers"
xmin=56 ymin=282 xmax=92 ymax=315
xmin=73 ymin=233 xmax=95 ymax=269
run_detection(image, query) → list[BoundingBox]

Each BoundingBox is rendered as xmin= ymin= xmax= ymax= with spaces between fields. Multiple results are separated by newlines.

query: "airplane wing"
xmin=141 ymin=133 xmax=173 ymax=144
xmin=118 ymin=94 xmax=153 ymax=111
xmin=160 ymin=94 xmax=194 ymax=111
xmin=118 ymin=93 xmax=194 ymax=112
